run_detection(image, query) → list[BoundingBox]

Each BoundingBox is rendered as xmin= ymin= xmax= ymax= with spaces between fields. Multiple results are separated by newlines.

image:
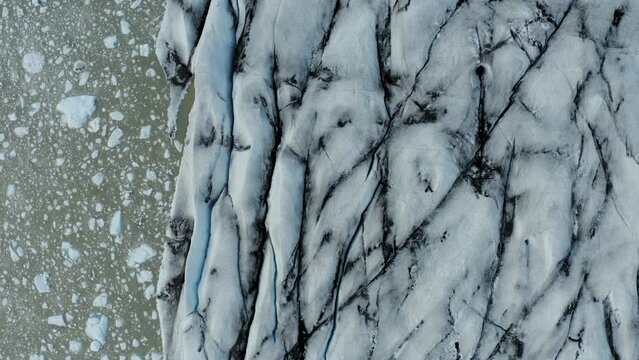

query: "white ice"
xmin=56 ymin=95 xmax=97 ymax=129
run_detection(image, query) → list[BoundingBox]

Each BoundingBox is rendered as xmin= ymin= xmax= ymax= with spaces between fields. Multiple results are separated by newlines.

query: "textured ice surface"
xmin=155 ymin=0 xmax=639 ymax=359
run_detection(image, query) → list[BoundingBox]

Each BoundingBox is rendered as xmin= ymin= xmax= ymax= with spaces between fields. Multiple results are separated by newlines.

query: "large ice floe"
xmin=154 ymin=0 xmax=639 ymax=359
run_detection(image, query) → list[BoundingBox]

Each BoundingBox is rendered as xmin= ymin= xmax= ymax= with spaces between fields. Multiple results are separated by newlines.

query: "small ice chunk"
xmin=139 ymin=44 xmax=150 ymax=57
xmin=79 ymin=71 xmax=90 ymax=86
xmin=92 ymin=292 xmax=108 ymax=307
xmin=61 ymin=241 xmax=81 ymax=266
xmin=127 ymin=244 xmax=156 ymax=268
xmin=120 ymin=19 xmax=131 ymax=35
xmin=69 ymin=340 xmax=82 ymax=353
xmin=87 ymin=118 xmax=100 ymax=133
xmin=107 ymin=128 xmax=123 ymax=148
xmin=73 ymin=60 xmax=86 ymax=72
xmin=109 ymin=210 xmax=122 ymax=236
xmin=136 ymin=270 xmax=152 ymax=284
xmin=56 ymin=95 xmax=97 ymax=128
xmin=22 ymin=51 xmax=45 ymax=74
xmin=103 ymin=35 xmax=118 ymax=49
xmin=144 ymin=284 xmax=156 ymax=300
xmin=6 ymin=184 xmax=15 ymax=197
xmin=9 ymin=241 xmax=24 ymax=262
xmin=145 ymin=170 xmax=156 ymax=181
xmin=64 ymin=80 xmax=73 ymax=93
xmin=34 ymin=272 xmax=51 ymax=293
xmin=85 ymin=315 xmax=108 ymax=352
xmin=29 ymin=102 xmax=41 ymax=116
xmin=109 ymin=111 xmax=124 ymax=121
xmin=13 ymin=126 xmax=29 ymax=137
xmin=139 ymin=125 xmax=151 ymax=139
xmin=91 ymin=172 xmax=104 ymax=186
xmin=47 ymin=314 xmax=67 ymax=327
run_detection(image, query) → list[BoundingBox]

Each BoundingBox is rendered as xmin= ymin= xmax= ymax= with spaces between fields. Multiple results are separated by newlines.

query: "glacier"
xmin=154 ymin=0 xmax=639 ymax=359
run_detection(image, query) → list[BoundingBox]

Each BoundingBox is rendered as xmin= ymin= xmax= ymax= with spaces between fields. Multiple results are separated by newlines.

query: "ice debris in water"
xmin=91 ymin=172 xmax=104 ymax=186
xmin=85 ymin=314 xmax=108 ymax=352
xmin=34 ymin=272 xmax=51 ymax=293
xmin=22 ymin=51 xmax=44 ymax=74
xmin=109 ymin=111 xmax=124 ymax=121
xmin=103 ymin=35 xmax=118 ymax=49
xmin=107 ymin=128 xmax=123 ymax=148
xmin=56 ymin=95 xmax=96 ymax=129
xmin=127 ymin=244 xmax=156 ymax=268
xmin=92 ymin=292 xmax=108 ymax=308
xmin=47 ymin=314 xmax=67 ymax=327
xmin=109 ymin=210 xmax=122 ymax=236
xmin=139 ymin=125 xmax=151 ymax=139
xmin=61 ymin=241 xmax=81 ymax=267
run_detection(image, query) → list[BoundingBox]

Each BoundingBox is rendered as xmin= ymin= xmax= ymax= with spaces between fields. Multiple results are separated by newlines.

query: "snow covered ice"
xmin=154 ymin=0 xmax=639 ymax=359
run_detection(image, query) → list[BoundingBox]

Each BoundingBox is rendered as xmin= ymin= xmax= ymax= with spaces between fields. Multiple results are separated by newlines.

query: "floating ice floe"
xmin=139 ymin=125 xmax=151 ymax=139
xmin=136 ymin=270 xmax=152 ymax=284
xmin=9 ymin=241 xmax=24 ymax=262
xmin=103 ymin=35 xmax=118 ymax=49
xmin=91 ymin=172 xmax=104 ymax=186
xmin=109 ymin=210 xmax=122 ymax=236
xmin=85 ymin=314 xmax=108 ymax=352
xmin=107 ymin=128 xmax=123 ymax=148
xmin=22 ymin=51 xmax=44 ymax=74
xmin=92 ymin=292 xmax=108 ymax=308
xmin=56 ymin=95 xmax=96 ymax=129
xmin=139 ymin=44 xmax=150 ymax=57
xmin=120 ymin=19 xmax=131 ymax=35
xmin=73 ymin=60 xmax=86 ymax=72
xmin=69 ymin=340 xmax=82 ymax=353
xmin=109 ymin=111 xmax=124 ymax=121
xmin=127 ymin=244 xmax=156 ymax=268
xmin=34 ymin=272 xmax=51 ymax=293
xmin=47 ymin=314 xmax=67 ymax=327
xmin=61 ymin=241 xmax=81 ymax=267
xmin=13 ymin=127 xmax=29 ymax=138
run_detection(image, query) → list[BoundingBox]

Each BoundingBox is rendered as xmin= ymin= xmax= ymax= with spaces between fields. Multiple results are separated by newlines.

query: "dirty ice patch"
xmin=56 ymin=96 xmax=97 ymax=129
xmin=22 ymin=51 xmax=45 ymax=74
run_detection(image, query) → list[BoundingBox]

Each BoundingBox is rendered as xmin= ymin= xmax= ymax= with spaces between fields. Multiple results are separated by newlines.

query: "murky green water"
xmin=0 ymin=1 xmax=185 ymax=358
